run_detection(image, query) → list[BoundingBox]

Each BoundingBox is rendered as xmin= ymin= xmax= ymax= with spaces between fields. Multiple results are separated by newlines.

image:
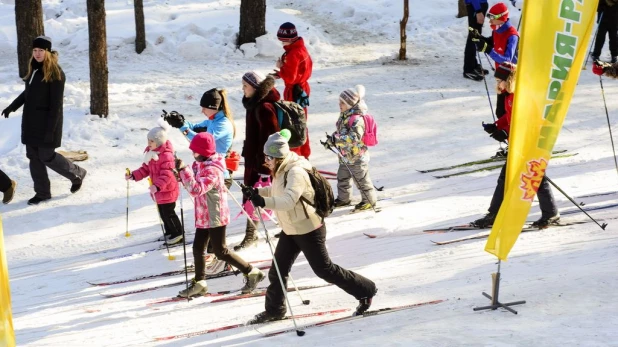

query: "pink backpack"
xmin=348 ymin=114 xmax=378 ymax=147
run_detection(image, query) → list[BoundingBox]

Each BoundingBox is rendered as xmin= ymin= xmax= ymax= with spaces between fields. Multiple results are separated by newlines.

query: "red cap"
xmin=189 ymin=132 xmax=216 ymax=158
xmin=488 ymin=3 xmax=509 ymax=21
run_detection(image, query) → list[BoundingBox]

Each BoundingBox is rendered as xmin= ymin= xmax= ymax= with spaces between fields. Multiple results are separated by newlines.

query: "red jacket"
xmin=241 ymin=76 xmax=281 ymax=186
xmin=279 ymin=37 xmax=313 ymax=101
xmin=495 ymin=92 xmax=513 ymax=135
xmin=131 ymin=140 xmax=179 ymax=204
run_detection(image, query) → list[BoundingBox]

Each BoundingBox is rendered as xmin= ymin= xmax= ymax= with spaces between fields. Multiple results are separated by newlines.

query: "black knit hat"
xmin=32 ymin=36 xmax=52 ymax=52
xmin=277 ymin=22 xmax=298 ymax=41
xmin=200 ymin=88 xmax=222 ymax=110
xmin=494 ymin=63 xmax=514 ymax=81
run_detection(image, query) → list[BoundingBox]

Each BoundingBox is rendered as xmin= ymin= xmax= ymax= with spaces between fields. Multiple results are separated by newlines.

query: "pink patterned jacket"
xmin=178 ymin=153 xmax=229 ymax=228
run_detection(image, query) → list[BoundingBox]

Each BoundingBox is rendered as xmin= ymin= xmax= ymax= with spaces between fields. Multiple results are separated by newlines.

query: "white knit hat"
xmin=147 ymin=127 xmax=168 ymax=146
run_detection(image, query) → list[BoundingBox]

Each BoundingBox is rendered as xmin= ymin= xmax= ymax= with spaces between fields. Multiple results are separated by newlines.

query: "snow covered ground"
xmin=1 ymin=0 xmax=617 ymax=345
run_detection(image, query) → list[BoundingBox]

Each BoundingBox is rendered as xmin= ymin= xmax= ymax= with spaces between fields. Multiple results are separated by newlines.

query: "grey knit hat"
xmin=263 ymin=130 xmax=292 ymax=158
xmin=147 ymin=127 xmax=168 ymax=147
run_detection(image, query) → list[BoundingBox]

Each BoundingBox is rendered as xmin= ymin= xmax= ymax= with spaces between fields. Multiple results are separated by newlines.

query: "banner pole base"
xmin=473 ymin=262 xmax=526 ymax=315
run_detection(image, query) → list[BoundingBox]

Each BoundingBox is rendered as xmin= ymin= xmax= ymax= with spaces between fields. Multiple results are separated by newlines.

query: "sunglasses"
xmin=487 ymin=12 xmax=506 ymax=21
xmin=265 ymin=155 xmax=275 ymax=161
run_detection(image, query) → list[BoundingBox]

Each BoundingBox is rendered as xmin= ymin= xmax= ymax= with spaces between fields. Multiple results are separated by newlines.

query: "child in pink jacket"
xmin=126 ymin=127 xmax=183 ymax=244
xmin=175 ymin=132 xmax=264 ymax=297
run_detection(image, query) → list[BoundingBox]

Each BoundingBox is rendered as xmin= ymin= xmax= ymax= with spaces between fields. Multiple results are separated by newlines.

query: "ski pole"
xmin=233 ymin=181 xmax=307 ymax=304
xmin=583 ymin=12 xmax=603 ymax=70
xmin=477 ymin=50 xmax=496 ymax=122
xmin=247 ymin=195 xmax=305 ymax=336
xmin=178 ymin=178 xmax=191 ymax=302
xmin=322 ymin=139 xmax=379 ymax=213
xmin=483 ymin=53 xmax=495 ymax=72
xmin=599 ymin=75 xmax=618 ymax=179
xmin=125 ymin=168 xmax=131 ymax=238
xmin=544 ymin=176 xmax=607 ymax=230
xmin=148 ymin=177 xmax=176 ymax=260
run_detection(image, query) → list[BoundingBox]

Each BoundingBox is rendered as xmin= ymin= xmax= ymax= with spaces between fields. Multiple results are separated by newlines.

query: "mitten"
xmin=250 ymin=193 xmax=265 ymax=208
xmin=125 ymin=173 xmax=134 ymax=181
xmin=491 ymin=129 xmax=508 ymax=143
xmin=149 ymin=185 xmax=159 ymax=195
xmin=241 ymin=185 xmax=258 ymax=199
xmin=175 ymin=158 xmax=186 ymax=171
xmin=483 ymin=122 xmax=497 ymax=134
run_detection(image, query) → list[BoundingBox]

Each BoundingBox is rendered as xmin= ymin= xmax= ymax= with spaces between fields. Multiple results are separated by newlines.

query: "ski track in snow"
xmin=1 ymin=0 xmax=618 ymax=345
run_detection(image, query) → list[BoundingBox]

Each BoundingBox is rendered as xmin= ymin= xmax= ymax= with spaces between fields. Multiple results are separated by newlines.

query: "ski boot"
xmin=247 ymin=311 xmax=286 ymax=325
xmin=531 ymin=213 xmax=560 ymax=228
xmin=178 ymin=279 xmax=208 ymax=298
xmin=472 ymin=212 xmax=496 ymax=228
xmin=240 ymin=266 xmax=265 ymax=294
xmin=334 ymin=198 xmax=351 ymax=208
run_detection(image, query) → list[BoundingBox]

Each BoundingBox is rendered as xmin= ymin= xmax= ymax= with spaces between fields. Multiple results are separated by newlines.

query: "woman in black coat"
xmin=2 ymin=36 xmax=86 ymax=205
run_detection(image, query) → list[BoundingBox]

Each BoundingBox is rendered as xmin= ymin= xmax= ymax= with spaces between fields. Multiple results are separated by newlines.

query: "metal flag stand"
xmin=473 ymin=260 xmax=526 ymax=314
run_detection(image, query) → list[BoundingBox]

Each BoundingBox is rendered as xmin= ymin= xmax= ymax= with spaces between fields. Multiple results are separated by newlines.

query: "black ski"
xmin=430 ymin=221 xmax=589 ymax=245
xmin=99 ymin=265 xmax=271 ymax=298
xmin=418 ymin=150 xmax=568 ymax=173
xmin=432 ymin=153 xmax=579 ymax=179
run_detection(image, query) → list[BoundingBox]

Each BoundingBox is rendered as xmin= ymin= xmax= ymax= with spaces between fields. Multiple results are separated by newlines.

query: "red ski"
xmin=153 ymin=308 xmax=349 ymax=341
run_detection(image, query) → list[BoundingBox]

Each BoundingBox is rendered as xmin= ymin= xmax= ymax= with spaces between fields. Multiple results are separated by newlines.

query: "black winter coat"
xmin=7 ymin=60 xmax=66 ymax=148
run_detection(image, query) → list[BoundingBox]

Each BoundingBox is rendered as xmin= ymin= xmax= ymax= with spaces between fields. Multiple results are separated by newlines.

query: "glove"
xmin=482 ymin=122 xmax=497 ymax=134
xmin=162 ymin=110 xmax=185 ymax=128
xmin=175 ymin=158 xmax=186 ymax=171
xmin=250 ymin=193 xmax=265 ymax=208
xmin=241 ymin=185 xmax=258 ymax=199
xmin=149 ymin=185 xmax=159 ymax=195
xmin=125 ymin=173 xmax=133 ymax=181
xmin=472 ymin=37 xmax=493 ymax=53
xmin=491 ymin=129 xmax=508 ymax=143
xmin=323 ymin=134 xmax=335 ymax=149
xmin=1 ymin=108 xmax=10 ymax=118
xmin=293 ymin=84 xmax=310 ymax=108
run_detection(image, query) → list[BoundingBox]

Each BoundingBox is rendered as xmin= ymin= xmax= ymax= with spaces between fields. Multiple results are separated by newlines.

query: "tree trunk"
xmin=399 ymin=0 xmax=409 ymax=60
xmin=134 ymin=0 xmax=146 ymax=54
xmin=87 ymin=0 xmax=109 ymax=117
xmin=457 ymin=0 xmax=468 ymax=18
xmin=237 ymin=0 xmax=266 ymax=47
xmin=14 ymin=1 xmax=45 ymax=78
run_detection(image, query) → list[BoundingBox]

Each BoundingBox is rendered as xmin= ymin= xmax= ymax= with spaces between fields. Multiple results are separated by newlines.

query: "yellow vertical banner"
xmin=485 ymin=0 xmax=598 ymax=260
xmin=0 ymin=216 xmax=15 ymax=347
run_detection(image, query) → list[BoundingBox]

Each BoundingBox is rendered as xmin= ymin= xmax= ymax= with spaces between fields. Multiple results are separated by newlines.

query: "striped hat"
xmin=339 ymin=85 xmax=366 ymax=107
xmin=242 ymin=71 xmax=265 ymax=89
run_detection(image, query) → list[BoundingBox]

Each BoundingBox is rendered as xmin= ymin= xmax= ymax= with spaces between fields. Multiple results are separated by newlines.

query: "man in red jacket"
xmin=275 ymin=22 xmax=313 ymax=159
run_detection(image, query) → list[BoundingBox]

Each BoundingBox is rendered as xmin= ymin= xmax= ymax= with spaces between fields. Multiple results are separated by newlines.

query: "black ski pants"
xmin=26 ymin=145 xmax=86 ymax=199
xmin=488 ymin=163 xmax=558 ymax=218
xmin=264 ymin=224 xmax=376 ymax=316
xmin=193 ymin=226 xmax=251 ymax=281
xmin=592 ymin=10 xmax=618 ymax=58
xmin=464 ymin=3 xmax=489 ymax=73
xmin=157 ymin=202 xmax=183 ymax=238
xmin=0 ymin=169 xmax=11 ymax=193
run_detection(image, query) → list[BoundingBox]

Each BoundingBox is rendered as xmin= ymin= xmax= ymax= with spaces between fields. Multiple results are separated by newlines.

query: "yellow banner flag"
xmin=485 ymin=0 xmax=598 ymax=260
xmin=0 ymin=216 xmax=15 ymax=347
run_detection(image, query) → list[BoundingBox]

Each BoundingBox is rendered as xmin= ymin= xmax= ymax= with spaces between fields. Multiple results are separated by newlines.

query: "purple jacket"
xmin=179 ymin=153 xmax=230 ymax=228
xmin=131 ymin=140 xmax=179 ymax=204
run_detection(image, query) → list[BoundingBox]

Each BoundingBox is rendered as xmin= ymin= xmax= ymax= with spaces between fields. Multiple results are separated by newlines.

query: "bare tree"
xmin=238 ymin=0 xmax=266 ymax=46
xmin=457 ymin=0 xmax=468 ymax=18
xmin=134 ymin=0 xmax=146 ymax=53
xmin=399 ymin=0 xmax=409 ymax=60
xmin=87 ymin=0 xmax=109 ymax=117
xmin=14 ymin=1 xmax=45 ymax=78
